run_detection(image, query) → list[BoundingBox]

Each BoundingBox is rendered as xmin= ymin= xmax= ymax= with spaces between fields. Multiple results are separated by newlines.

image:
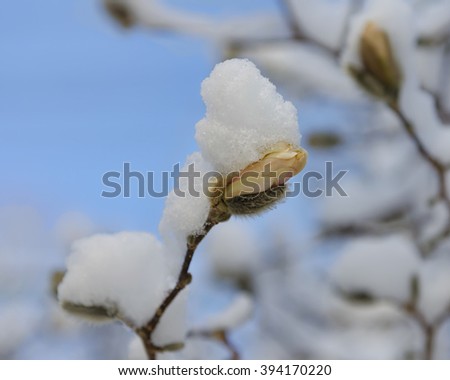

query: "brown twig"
xmin=386 ymin=101 xmax=450 ymax=253
xmin=389 ymin=102 xmax=448 ymax=200
xmin=135 ymin=203 xmax=231 ymax=359
xmin=277 ymin=0 xmax=339 ymax=56
xmin=400 ymin=300 xmax=450 ymax=360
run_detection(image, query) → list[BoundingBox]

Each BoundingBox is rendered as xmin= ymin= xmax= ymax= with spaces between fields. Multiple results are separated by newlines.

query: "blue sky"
xmin=0 ymin=0 xmax=328 ymax=238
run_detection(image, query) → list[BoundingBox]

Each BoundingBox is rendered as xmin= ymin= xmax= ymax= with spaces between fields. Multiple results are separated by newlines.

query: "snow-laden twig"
xmin=135 ymin=203 xmax=231 ymax=359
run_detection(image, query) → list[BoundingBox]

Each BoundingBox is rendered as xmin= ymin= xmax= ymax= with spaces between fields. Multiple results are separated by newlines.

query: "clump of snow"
xmin=418 ymin=255 xmax=450 ymax=324
xmin=400 ymin=88 xmax=450 ymax=164
xmin=322 ymin=136 xmax=434 ymax=227
xmin=128 ymin=336 xmax=148 ymax=360
xmin=218 ymin=14 xmax=289 ymax=41
xmin=287 ymin=0 xmax=353 ymax=51
xmin=195 ymin=59 xmax=300 ymax=175
xmin=415 ymin=45 xmax=446 ymax=94
xmin=206 ymin=220 xmax=260 ymax=279
xmin=331 ymin=234 xmax=421 ymax=302
xmin=58 ymin=232 xmax=186 ymax=341
xmin=416 ymin=0 xmax=450 ymax=42
xmin=418 ymin=200 xmax=450 ymax=244
xmin=118 ymin=0 xmax=214 ymax=36
xmin=159 ymin=152 xmax=212 ymax=273
xmin=239 ymin=42 xmax=360 ymax=100
xmin=200 ymin=292 xmax=254 ymax=331
xmin=256 ymin=261 xmax=422 ymax=360
xmin=152 ymin=289 xmax=188 ymax=347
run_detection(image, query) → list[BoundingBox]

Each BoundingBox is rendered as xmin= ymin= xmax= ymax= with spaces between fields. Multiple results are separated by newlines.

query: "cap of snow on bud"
xmin=57 ymin=232 xmax=178 ymax=328
xmin=195 ymin=58 xmax=306 ymax=215
xmin=195 ymin=59 xmax=302 ymax=176
xmin=61 ymin=301 xmax=119 ymax=323
xmin=361 ymin=22 xmax=401 ymax=92
xmin=223 ymin=143 xmax=307 ymax=215
xmin=349 ymin=22 xmax=401 ymax=100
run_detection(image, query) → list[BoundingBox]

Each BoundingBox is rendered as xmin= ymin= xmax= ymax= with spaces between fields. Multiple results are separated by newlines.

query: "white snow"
xmin=447 ymin=171 xmax=450 ymax=200
xmin=195 ymin=59 xmax=301 ymax=175
xmin=128 ymin=336 xmax=148 ymax=360
xmin=442 ymin=56 xmax=450 ymax=115
xmin=342 ymin=0 xmax=450 ymax=163
xmin=0 ymin=302 xmax=42 ymax=357
xmin=201 ymin=292 xmax=254 ymax=331
xmin=217 ymin=13 xmax=290 ymax=42
xmin=322 ymin=136 xmax=434 ymax=227
xmin=286 ymin=0 xmax=353 ymax=51
xmin=128 ymin=333 xmax=229 ymax=360
xmin=400 ymin=89 xmax=450 ymax=164
xmin=331 ymin=234 xmax=421 ymax=302
xmin=418 ymin=255 xmax=450 ymax=324
xmin=417 ymin=0 xmax=450 ymax=42
xmin=342 ymin=0 xmax=416 ymax=84
xmin=205 ymin=220 xmax=260 ymax=279
xmin=159 ymin=152 xmax=212 ymax=273
xmin=152 ymin=288 xmax=188 ymax=346
xmin=418 ymin=201 xmax=450 ymax=244
xmin=239 ymin=42 xmax=360 ymax=100
xmin=112 ymin=0 xmax=290 ymax=42
xmin=58 ymin=231 xmax=185 ymax=336
xmin=415 ymin=45 xmax=446 ymax=94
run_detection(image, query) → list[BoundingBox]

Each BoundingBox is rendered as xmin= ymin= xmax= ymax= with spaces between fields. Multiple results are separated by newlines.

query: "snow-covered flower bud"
xmin=360 ymin=22 xmax=401 ymax=93
xmin=195 ymin=59 xmax=307 ymax=215
xmin=350 ymin=21 xmax=401 ymax=100
xmin=223 ymin=143 xmax=307 ymax=215
xmin=57 ymin=231 xmax=187 ymax=344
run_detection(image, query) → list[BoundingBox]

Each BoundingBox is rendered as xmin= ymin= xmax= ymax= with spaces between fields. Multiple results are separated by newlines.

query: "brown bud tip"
xmin=359 ymin=21 xmax=402 ymax=96
xmin=224 ymin=143 xmax=308 ymax=200
xmin=61 ymin=301 xmax=118 ymax=323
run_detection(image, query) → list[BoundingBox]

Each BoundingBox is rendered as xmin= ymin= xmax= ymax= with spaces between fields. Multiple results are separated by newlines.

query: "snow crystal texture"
xmin=195 ymin=59 xmax=300 ymax=174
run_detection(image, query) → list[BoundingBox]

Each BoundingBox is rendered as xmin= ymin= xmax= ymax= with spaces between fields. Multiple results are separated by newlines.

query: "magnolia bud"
xmin=61 ymin=301 xmax=119 ymax=323
xmin=354 ymin=21 xmax=402 ymax=99
xmin=222 ymin=143 xmax=308 ymax=215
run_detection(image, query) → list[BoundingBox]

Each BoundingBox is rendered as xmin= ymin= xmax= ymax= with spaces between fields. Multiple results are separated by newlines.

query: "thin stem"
xmin=390 ymin=103 xmax=449 ymax=204
xmin=277 ymin=0 xmax=339 ymax=56
xmin=387 ymin=101 xmax=450 ymax=253
xmin=136 ymin=203 xmax=231 ymax=359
